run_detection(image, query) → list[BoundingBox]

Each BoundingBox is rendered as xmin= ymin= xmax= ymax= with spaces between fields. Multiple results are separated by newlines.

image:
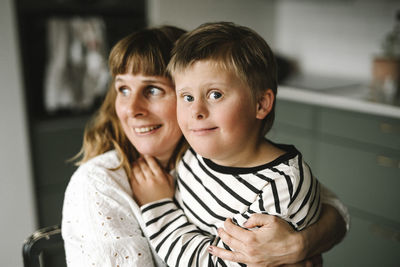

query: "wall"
xmin=148 ymin=0 xmax=400 ymax=81
xmin=147 ymin=0 xmax=276 ymax=47
xmin=0 ymin=0 xmax=37 ymax=265
xmin=273 ymin=0 xmax=400 ymax=80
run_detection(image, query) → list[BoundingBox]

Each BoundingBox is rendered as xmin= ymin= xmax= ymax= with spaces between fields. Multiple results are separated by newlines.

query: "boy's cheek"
xmin=176 ymin=109 xmax=187 ymax=130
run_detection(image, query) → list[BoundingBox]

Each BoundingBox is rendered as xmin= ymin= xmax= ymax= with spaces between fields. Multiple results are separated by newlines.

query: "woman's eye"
xmin=209 ymin=91 xmax=222 ymax=100
xmin=183 ymin=95 xmax=194 ymax=102
xmin=119 ymin=87 xmax=130 ymax=96
xmin=147 ymin=87 xmax=163 ymax=96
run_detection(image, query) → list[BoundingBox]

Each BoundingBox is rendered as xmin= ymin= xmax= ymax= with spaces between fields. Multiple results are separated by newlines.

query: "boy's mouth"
xmin=190 ymin=127 xmax=218 ymax=134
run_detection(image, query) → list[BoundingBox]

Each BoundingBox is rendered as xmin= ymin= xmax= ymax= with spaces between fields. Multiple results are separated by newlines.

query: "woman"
xmin=62 ymin=25 xmax=348 ymax=267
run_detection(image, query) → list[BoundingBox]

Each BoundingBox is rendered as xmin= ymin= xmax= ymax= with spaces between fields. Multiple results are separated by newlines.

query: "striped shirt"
xmin=140 ymin=144 xmax=321 ymax=266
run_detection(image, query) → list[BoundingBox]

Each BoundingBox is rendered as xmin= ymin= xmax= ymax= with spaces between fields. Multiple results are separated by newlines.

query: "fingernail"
xmin=207 ymin=246 xmax=213 ymax=253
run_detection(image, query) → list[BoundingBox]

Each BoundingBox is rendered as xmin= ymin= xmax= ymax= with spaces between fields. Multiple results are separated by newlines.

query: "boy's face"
xmin=174 ymin=60 xmax=264 ymax=166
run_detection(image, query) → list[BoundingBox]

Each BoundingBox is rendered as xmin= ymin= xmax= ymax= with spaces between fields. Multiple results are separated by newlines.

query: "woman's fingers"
xmin=225 ymin=218 xmax=249 ymax=234
xmin=216 ymin=227 xmax=243 ymax=251
xmin=243 ymin=213 xmax=275 ymax=228
xmin=208 ymin=245 xmax=246 ymax=264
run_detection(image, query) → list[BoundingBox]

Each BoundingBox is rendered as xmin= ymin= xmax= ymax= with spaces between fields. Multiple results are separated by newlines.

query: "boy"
xmin=138 ymin=22 xmax=321 ymax=266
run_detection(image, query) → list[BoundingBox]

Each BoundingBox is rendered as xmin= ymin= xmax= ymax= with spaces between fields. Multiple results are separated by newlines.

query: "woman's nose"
xmin=127 ymin=93 xmax=147 ymax=117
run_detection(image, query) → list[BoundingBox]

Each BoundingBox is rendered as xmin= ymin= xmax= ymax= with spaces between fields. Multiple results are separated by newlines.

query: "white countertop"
xmin=278 ymin=85 xmax=400 ymax=120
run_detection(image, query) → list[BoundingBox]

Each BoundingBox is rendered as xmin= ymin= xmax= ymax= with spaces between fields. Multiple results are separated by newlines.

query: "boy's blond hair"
xmin=168 ymin=22 xmax=278 ymax=136
xmin=74 ymin=26 xmax=187 ymax=174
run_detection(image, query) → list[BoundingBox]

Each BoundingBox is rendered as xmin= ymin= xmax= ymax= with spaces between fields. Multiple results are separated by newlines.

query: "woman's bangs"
xmin=111 ymin=50 xmax=166 ymax=77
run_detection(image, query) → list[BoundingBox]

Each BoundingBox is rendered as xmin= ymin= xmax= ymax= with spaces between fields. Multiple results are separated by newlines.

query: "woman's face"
xmin=115 ymin=73 xmax=182 ymax=166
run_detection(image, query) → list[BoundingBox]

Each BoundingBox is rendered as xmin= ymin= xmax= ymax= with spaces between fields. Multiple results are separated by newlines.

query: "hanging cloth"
xmin=44 ymin=16 xmax=109 ymax=113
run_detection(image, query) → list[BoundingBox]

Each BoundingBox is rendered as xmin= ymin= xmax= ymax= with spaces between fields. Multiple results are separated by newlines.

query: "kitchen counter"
xmin=278 ymin=85 xmax=400 ymax=119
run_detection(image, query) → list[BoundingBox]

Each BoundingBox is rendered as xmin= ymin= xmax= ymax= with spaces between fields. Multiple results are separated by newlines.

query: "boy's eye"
xmin=183 ymin=95 xmax=194 ymax=102
xmin=209 ymin=91 xmax=222 ymax=100
xmin=147 ymin=86 xmax=164 ymax=96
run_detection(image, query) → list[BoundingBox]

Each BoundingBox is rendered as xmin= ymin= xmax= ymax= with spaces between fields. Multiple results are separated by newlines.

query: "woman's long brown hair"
xmin=74 ymin=26 xmax=187 ymax=175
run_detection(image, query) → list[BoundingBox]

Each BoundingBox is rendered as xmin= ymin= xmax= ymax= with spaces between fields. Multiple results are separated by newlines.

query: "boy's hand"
xmin=129 ymin=155 xmax=175 ymax=206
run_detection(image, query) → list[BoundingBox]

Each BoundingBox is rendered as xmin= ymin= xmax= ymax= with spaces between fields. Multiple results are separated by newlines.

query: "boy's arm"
xmin=132 ymin=156 xmax=236 ymax=266
xmin=139 ymin=199 xmax=218 ymax=267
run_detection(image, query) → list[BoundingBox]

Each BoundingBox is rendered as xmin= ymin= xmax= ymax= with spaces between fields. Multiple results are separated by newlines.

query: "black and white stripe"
xmin=140 ymin=144 xmax=321 ymax=266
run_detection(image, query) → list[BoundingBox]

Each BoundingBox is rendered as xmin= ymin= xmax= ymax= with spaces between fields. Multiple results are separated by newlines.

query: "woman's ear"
xmin=256 ymin=89 xmax=274 ymax=120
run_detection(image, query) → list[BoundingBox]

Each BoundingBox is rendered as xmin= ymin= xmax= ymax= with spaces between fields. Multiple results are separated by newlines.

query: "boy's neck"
xmin=210 ymin=138 xmax=286 ymax=168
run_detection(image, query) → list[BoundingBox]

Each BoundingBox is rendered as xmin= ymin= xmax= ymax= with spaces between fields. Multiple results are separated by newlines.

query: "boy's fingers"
xmin=167 ymin=173 xmax=175 ymax=187
xmin=137 ymin=157 xmax=155 ymax=178
xmin=143 ymin=155 xmax=164 ymax=178
xmin=132 ymin=161 xmax=145 ymax=182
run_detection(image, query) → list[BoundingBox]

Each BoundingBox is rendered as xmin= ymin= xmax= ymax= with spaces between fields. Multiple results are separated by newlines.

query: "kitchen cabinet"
xmin=267 ymin=99 xmax=400 ymax=267
xmin=15 ymin=1 xmax=146 ymax=266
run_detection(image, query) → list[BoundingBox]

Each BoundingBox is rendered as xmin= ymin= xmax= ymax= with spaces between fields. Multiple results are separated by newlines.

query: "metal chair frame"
xmin=22 ymin=224 xmax=63 ymax=267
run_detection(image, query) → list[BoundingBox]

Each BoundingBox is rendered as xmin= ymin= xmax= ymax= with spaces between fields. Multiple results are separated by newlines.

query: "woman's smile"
xmin=115 ymin=73 xmax=182 ymax=165
xmin=133 ymin=124 xmax=162 ymax=134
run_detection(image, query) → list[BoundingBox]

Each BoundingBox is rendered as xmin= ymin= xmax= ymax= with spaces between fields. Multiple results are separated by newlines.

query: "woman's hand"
xmin=209 ymin=204 xmax=346 ymax=266
xmin=129 ymin=155 xmax=175 ymax=206
xmin=208 ymin=215 xmax=305 ymax=267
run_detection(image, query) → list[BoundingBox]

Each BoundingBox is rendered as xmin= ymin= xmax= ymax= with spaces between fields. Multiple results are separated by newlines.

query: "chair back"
xmin=22 ymin=225 xmax=65 ymax=267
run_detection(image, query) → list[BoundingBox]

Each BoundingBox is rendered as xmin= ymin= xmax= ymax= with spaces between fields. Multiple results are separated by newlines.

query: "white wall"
xmin=148 ymin=0 xmax=400 ymax=81
xmin=147 ymin=0 xmax=276 ymax=47
xmin=0 ymin=0 xmax=37 ymax=265
xmin=273 ymin=0 xmax=400 ymax=80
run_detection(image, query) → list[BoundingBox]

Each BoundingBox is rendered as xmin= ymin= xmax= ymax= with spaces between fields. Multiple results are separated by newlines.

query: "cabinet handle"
xmin=376 ymin=155 xmax=400 ymax=168
xmin=380 ymin=123 xmax=400 ymax=134
xmin=370 ymin=223 xmax=400 ymax=242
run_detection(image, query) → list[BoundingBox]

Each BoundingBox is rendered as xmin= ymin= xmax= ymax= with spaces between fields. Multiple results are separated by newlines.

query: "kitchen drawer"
xmin=318 ymin=108 xmax=400 ymax=150
xmin=315 ymin=141 xmax=400 ymax=222
xmin=275 ymin=100 xmax=315 ymax=131
xmin=323 ymin=213 xmax=400 ymax=267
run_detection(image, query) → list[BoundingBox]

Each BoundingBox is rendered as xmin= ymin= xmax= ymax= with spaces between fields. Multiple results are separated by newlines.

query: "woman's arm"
xmin=132 ymin=156 xmax=331 ymax=267
xmin=209 ymin=203 xmax=347 ymax=266
xmin=62 ymin=155 xmax=159 ymax=267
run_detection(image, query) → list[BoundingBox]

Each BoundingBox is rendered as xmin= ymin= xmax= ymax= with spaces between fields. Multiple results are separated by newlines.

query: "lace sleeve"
xmin=62 ymin=158 xmax=160 ymax=266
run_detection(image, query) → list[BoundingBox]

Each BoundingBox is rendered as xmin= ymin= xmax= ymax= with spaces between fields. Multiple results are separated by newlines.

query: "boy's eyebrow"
xmin=176 ymin=82 xmax=228 ymax=92
xmin=176 ymin=87 xmax=188 ymax=92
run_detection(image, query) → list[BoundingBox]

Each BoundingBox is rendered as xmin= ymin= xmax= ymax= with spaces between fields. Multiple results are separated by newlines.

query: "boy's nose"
xmin=191 ymin=101 xmax=207 ymax=120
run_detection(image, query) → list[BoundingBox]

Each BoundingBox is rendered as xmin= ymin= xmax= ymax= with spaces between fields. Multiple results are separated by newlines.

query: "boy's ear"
xmin=256 ymin=89 xmax=274 ymax=120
